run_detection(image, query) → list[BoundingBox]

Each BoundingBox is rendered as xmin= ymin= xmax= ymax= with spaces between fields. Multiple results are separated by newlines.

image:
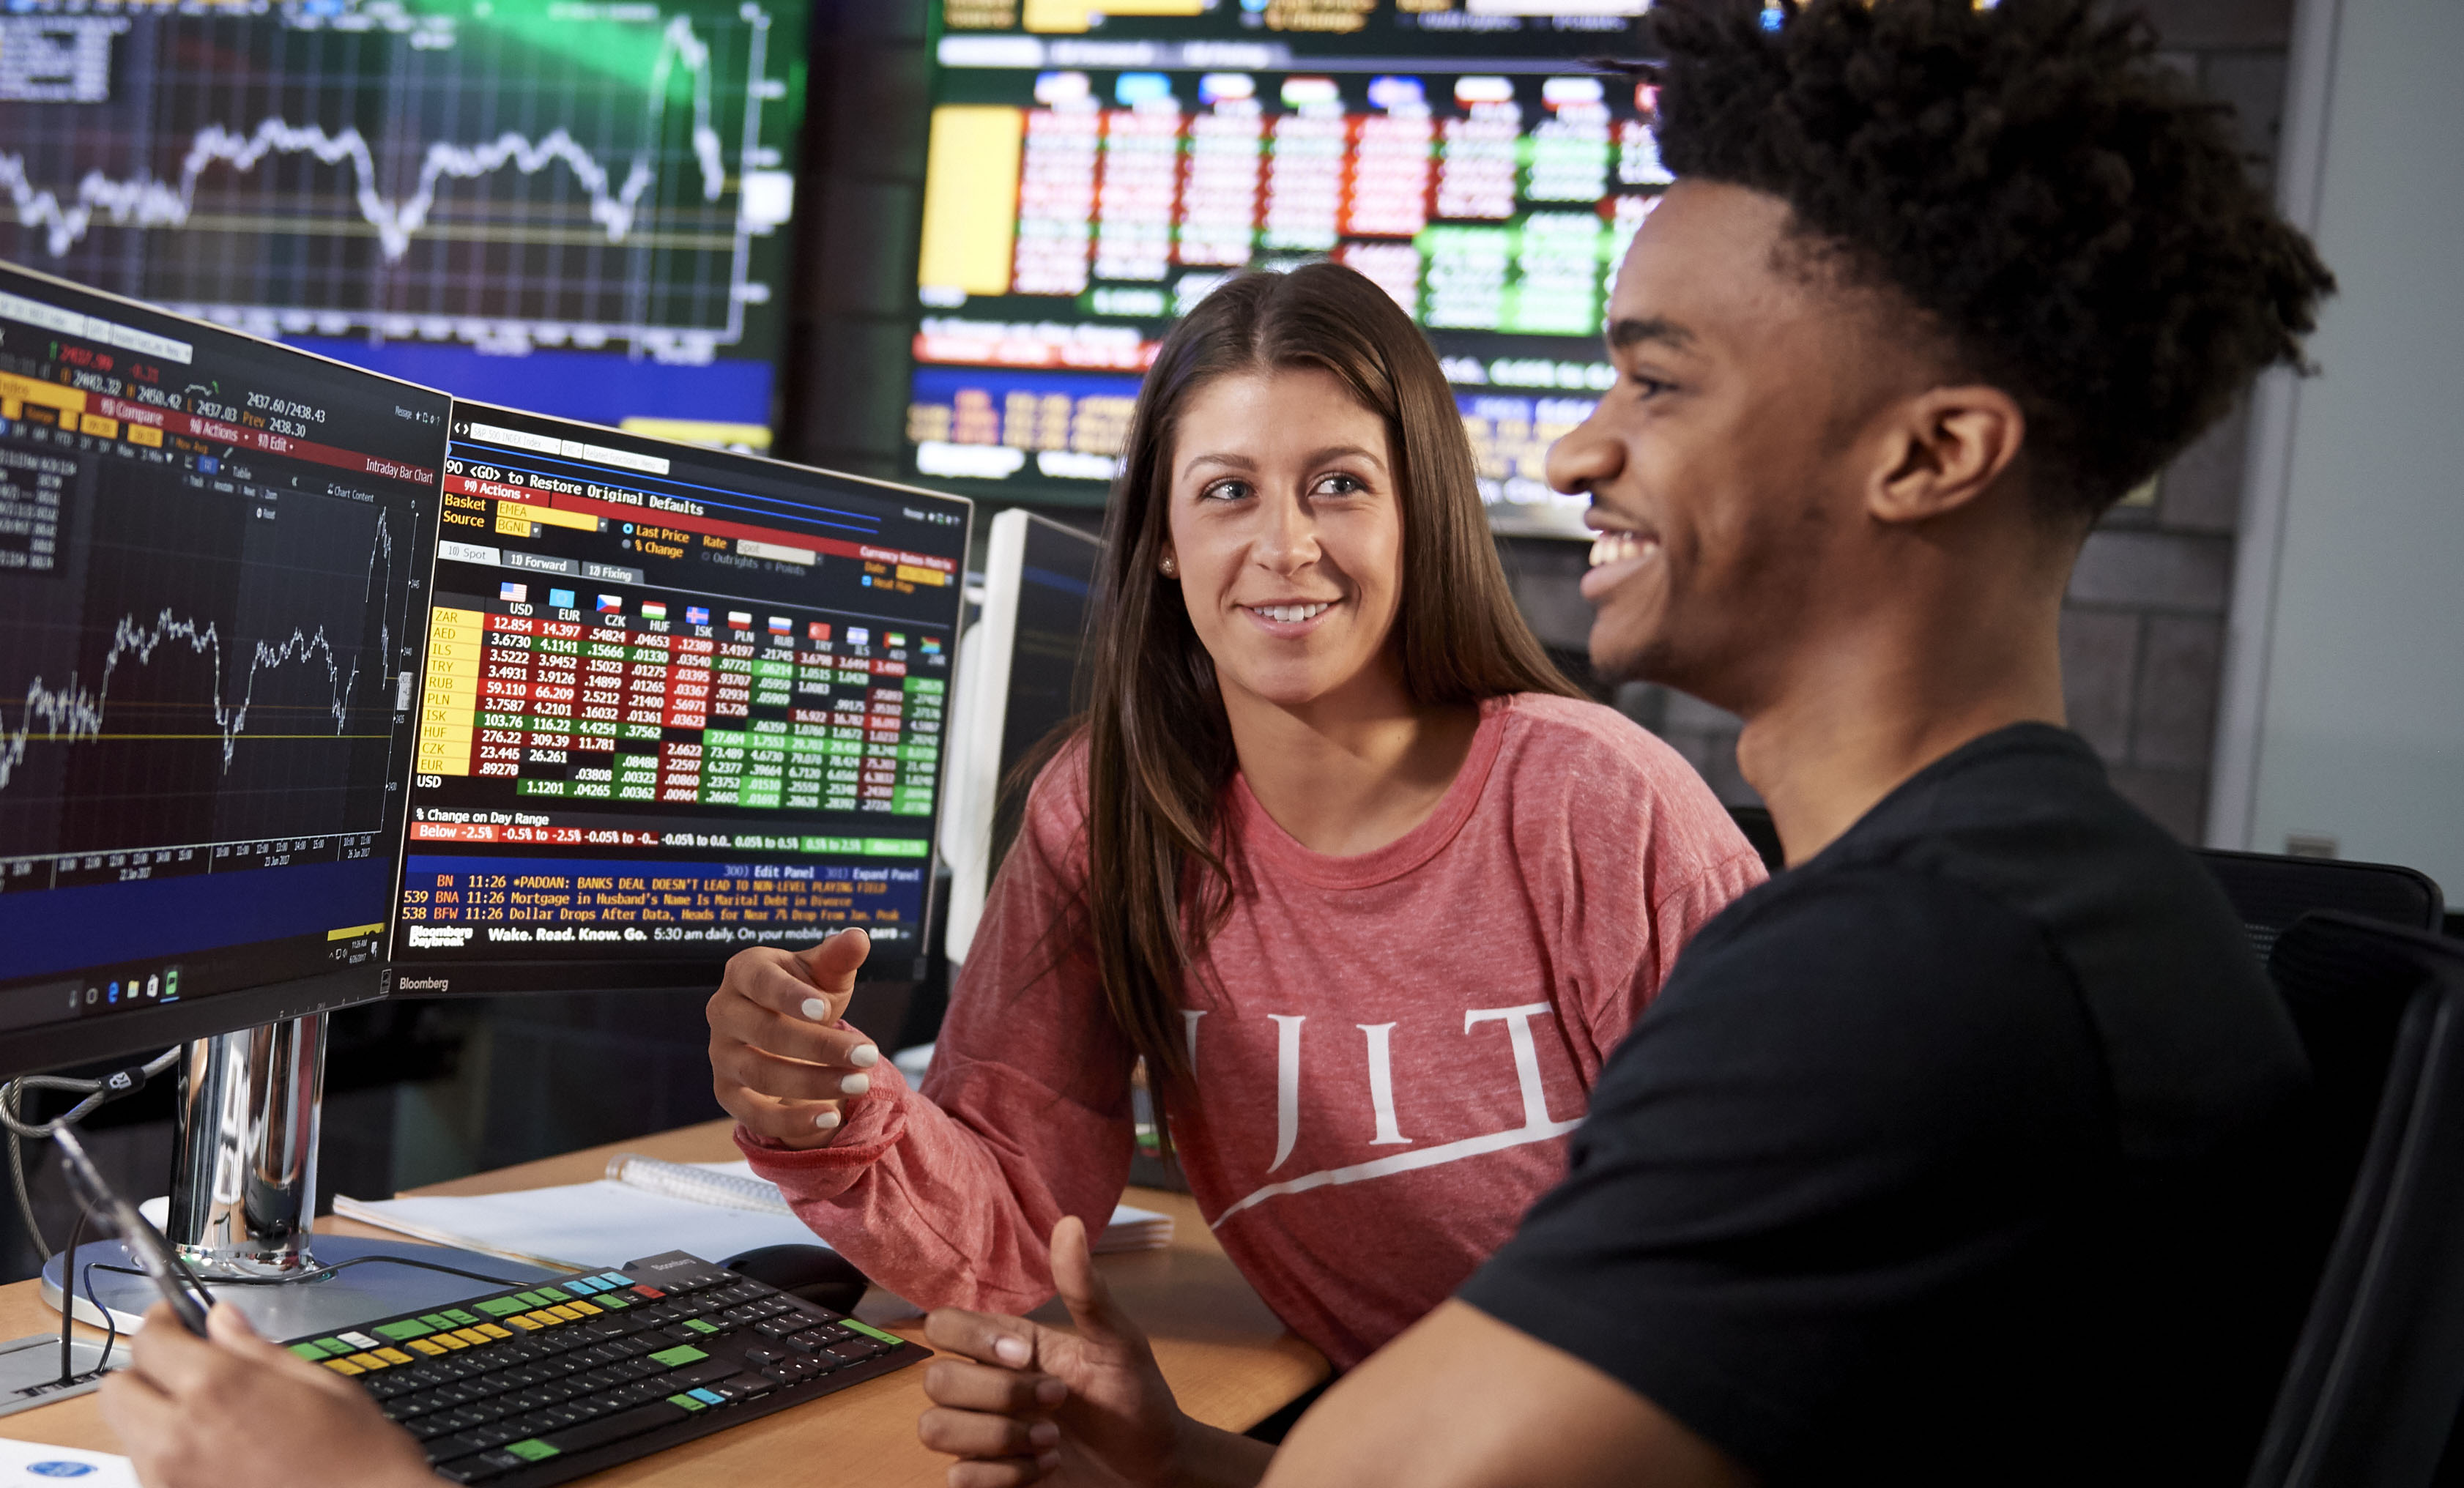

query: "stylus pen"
xmin=52 ymin=1126 xmax=212 ymax=1336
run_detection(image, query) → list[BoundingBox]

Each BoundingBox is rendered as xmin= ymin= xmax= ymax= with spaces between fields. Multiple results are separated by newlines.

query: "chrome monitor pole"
xmin=40 ymin=1014 xmax=552 ymax=1338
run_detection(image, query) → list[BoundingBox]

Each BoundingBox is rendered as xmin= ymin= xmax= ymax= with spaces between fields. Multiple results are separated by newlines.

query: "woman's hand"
xmin=708 ymin=926 xmax=885 ymax=1148
xmin=918 ymin=1216 xmax=1273 ymax=1488
xmin=98 ymin=1302 xmax=434 ymax=1488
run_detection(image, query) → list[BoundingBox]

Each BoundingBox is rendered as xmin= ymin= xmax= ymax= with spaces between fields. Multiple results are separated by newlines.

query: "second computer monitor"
xmin=939 ymin=510 xmax=1102 ymax=967
xmin=0 ymin=261 xmax=445 ymax=1079
xmin=390 ymin=405 xmax=971 ymax=992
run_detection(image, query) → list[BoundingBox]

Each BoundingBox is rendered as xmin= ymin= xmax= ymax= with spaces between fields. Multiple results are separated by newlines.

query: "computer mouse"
xmin=721 ymin=1243 xmax=872 ymax=1315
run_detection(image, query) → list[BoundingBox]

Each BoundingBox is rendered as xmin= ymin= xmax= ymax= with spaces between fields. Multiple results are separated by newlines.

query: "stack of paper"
xmin=335 ymin=1157 xmax=1174 ymax=1276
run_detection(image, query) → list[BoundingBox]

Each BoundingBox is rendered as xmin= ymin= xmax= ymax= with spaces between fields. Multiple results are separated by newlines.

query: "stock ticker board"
xmin=0 ymin=0 xmax=805 ymax=450
xmin=905 ymin=0 xmax=1658 ymax=533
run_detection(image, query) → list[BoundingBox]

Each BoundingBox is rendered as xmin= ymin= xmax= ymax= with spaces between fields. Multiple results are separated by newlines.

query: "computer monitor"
xmin=0 ymin=0 xmax=809 ymax=452
xmin=390 ymin=405 xmax=972 ymax=995
xmin=901 ymin=1 xmax=1656 ymax=536
xmin=0 ymin=260 xmax=445 ymax=1082
xmin=938 ymin=510 xmax=1102 ymax=967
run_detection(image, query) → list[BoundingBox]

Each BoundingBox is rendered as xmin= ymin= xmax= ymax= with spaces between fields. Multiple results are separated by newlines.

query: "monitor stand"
xmin=34 ymin=1013 xmax=556 ymax=1340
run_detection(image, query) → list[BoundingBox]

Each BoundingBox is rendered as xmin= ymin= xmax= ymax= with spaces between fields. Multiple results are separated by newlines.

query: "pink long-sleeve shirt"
xmin=740 ymin=693 xmax=1765 ymax=1367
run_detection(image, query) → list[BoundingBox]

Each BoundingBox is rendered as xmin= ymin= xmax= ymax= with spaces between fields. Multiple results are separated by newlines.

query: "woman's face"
xmin=1162 ymin=367 xmax=1408 ymax=715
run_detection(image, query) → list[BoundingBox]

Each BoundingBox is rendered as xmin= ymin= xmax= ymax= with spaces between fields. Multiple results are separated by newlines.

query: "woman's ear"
xmin=1867 ymin=384 xmax=2026 ymax=525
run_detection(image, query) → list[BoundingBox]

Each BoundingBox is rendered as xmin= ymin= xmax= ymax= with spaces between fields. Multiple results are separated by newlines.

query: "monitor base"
xmin=39 ymin=1235 xmax=558 ymax=1337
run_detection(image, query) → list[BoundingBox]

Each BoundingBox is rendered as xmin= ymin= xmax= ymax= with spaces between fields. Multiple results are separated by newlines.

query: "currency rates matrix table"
xmin=416 ymin=606 xmax=943 ymax=815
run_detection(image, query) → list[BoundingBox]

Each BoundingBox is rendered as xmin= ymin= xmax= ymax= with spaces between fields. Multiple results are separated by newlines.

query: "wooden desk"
xmin=0 ymin=1119 xmax=1329 ymax=1484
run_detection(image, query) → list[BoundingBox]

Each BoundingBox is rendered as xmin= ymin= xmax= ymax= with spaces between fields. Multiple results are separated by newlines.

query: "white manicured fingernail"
xmin=839 ymin=1073 xmax=870 ymax=1096
xmin=801 ymin=997 xmax=829 ymax=1021
xmin=847 ymin=1044 xmax=879 ymax=1068
xmin=814 ymin=1109 xmax=841 ymax=1131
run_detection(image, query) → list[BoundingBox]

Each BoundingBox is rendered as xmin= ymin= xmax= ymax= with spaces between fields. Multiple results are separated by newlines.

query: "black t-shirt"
xmin=1460 ymin=724 xmax=2315 ymax=1486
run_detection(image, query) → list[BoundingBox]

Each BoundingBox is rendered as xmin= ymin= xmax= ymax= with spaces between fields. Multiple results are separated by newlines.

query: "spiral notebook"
xmin=335 ymin=1155 xmax=1173 ymax=1278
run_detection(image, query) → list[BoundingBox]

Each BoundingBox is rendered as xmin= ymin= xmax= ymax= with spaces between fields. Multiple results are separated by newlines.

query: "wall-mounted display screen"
xmin=0 ymin=0 xmax=806 ymax=453
xmin=905 ymin=0 xmax=1658 ymax=535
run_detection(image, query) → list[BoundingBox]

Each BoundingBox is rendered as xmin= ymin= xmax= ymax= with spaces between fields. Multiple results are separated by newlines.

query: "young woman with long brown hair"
xmin=703 ymin=264 xmax=1763 ymax=1371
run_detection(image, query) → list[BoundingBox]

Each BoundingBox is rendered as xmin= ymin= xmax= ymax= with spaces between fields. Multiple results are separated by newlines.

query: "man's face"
xmin=1551 ymin=180 xmax=1912 ymax=707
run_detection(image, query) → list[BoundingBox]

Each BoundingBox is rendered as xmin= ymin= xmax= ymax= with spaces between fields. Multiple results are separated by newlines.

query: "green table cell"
xmin=620 ymin=722 xmax=663 ymax=740
xmin=892 ymin=801 xmax=933 ymax=816
xmin=752 ymin=659 xmax=793 ymax=680
xmin=516 ymin=780 xmax=567 ymax=797
xmin=864 ymin=837 xmax=932 ymax=856
xmin=899 ymin=743 xmax=940 ymax=762
xmin=904 ymin=677 xmax=946 ymax=695
xmin=714 ymin=657 xmax=754 ymax=674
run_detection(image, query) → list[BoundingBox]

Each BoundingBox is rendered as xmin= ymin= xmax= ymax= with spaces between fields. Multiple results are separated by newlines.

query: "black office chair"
xmin=2196 ymin=847 xmax=2443 ymax=964
xmin=2245 ymin=912 xmax=2464 ymax=1488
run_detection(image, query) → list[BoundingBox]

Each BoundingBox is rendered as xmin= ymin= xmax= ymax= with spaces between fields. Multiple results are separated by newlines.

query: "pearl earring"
xmin=1160 ymin=556 xmax=1176 ymax=576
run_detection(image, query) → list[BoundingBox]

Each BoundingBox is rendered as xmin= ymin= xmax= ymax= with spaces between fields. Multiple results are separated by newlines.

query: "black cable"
xmin=57 ymin=1207 xmax=84 ymax=1388
xmin=94 ymin=1251 xmax=529 ymax=1292
xmin=83 ymin=1260 xmax=119 ymax=1374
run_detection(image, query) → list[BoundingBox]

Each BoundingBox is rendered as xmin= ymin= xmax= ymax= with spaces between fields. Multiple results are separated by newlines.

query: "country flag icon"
xmin=768 ymin=616 xmax=792 ymax=636
xmin=500 ymin=581 xmax=528 ymax=603
xmin=808 ymin=621 xmax=832 ymax=642
xmin=921 ymin=636 xmax=942 ymax=654
xmin=597 ymin=595 xmax=623 ymax=614
xmin=641 ymin=601 xmax=669 ymax=622
xmin=549 ymin=588 xmax=576 ymax=609
xmin=886 ymin=632 xmax=908 ymax=649
xmin=727 ymin=611 xmax=753 ymax=629
xmin=846 ymin=627 xmax=870 ymax=646
xmin=686 ymin=606 xmax=710 ymax=625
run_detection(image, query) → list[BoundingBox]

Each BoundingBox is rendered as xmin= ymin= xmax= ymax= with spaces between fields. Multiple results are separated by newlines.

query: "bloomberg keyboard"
xmin=278 ymin=1250 xmax=927 ymax=1485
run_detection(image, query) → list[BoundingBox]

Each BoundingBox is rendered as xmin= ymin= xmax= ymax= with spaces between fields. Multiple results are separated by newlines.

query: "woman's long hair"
xmin=1075 ymin=263 xmax=1579 ymax=1123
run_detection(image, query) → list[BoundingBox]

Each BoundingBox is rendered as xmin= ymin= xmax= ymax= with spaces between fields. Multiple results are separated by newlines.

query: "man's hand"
xmin=918 ymin=1215 xmax=1272 ymax=1488
xmin=97 ymin=1301 xmax=434 ymax=1488
xmin=708 ymin=926 xmax=883 ymax=1148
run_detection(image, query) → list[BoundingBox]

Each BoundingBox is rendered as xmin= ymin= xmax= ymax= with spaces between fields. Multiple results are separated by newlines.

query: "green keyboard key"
xmin=665 ymin=1393 xmax=708 ymax=1412
xmin=505 ymin=1440 xmax=560 ymax=1462
xmin=475 ymin=1296 xmax=528 ymax=1317
xmin=683 ymin=1318 xmax=718 ymax=1334
xmin=286 ymin=1342 xmax=332 ymax=1360
xmin=416 ymin=1314 xmax=457 ymax=1331
xmin=374 ymin=1319 xmax=434 ymax=1342
xmin=842 ymin=1320 xmax=904 ymax=1345
xmin=442 ymin=1309 xmax=481 ymax=1327
xmin=647 ymin=1345 xmax=708 ymax=1369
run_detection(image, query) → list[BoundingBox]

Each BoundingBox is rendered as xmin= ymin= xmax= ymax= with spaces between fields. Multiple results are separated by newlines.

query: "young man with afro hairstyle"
xmin=98 ymin=1 xmax=2334 ymax=1485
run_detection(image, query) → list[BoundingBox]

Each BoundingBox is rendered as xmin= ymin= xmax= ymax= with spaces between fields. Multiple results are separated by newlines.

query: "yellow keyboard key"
xmin=545 ymin=1306 xmax=584 ymax=1321
xmin=374 ymin=1348 xmax=415 ymax=1366
xmin=322 ymin=1358 xmax=365 ymax=1376
xmin=476 ymin=1323 xmax=512 ymax=1339
xmin=430 ymin=1332 xmax=468 ymax=1350
xmin=567 ymin=1301 xmax=602 ymax=1316
xmin=344 ymin=1353 xmax=387 ymax=1371
xmin=408 ymin=1338 xmax=448 ymax=1354
xmin=503 ymin=1315 xmax=541 ymax=1331
xmin=452 ymin=1328 xmax=491 ymax=1346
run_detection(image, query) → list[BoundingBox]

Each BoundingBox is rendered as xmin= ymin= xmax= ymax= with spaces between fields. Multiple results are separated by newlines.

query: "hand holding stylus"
xmin=99 ymin=1302 xmax=431 ymax=1488
xmin=708 ymin=926 xmax=883 ymax=1148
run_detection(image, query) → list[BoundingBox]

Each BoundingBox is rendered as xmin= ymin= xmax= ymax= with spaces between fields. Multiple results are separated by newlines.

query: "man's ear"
xmin=1868 ymin=384 xmax=2026 ymax=525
